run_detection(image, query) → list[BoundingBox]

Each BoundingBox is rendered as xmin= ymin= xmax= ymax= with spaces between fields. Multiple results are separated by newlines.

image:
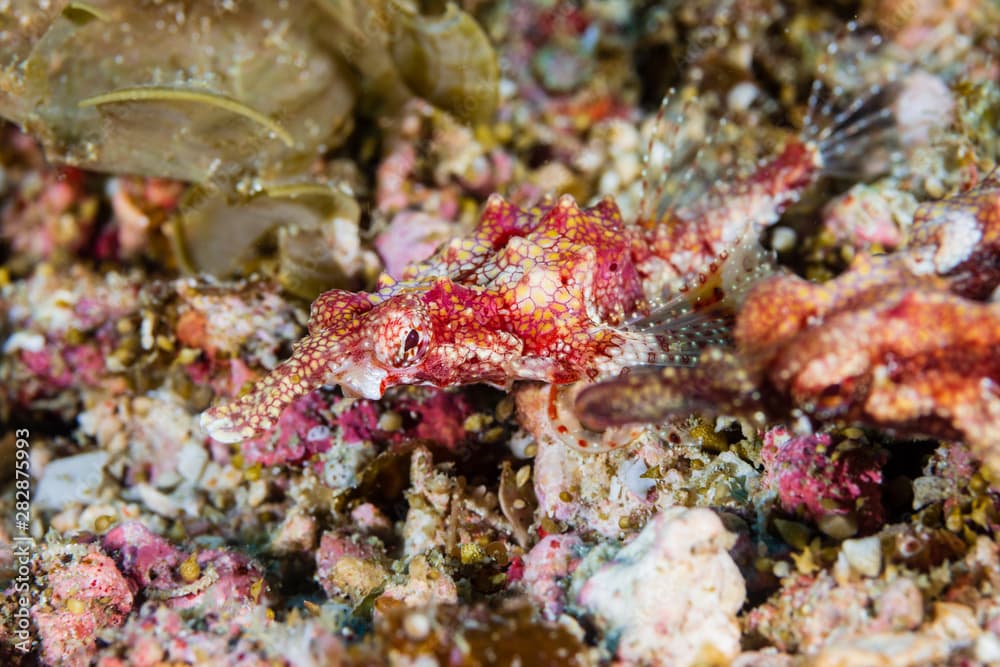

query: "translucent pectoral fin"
xmin=200 ymin=332 xmax=351 ymax=443
xmin=601 ymin=311 xmax=733 ymax=376
xmin=640 ymin=234 xmax=776 ymax=328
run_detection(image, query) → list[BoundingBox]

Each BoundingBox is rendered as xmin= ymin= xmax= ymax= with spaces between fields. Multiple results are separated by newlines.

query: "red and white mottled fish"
xmin=202 ymin=34 xmax=902 ymax=448
xmin=573 ymin=173 xmax=1000 ymax=449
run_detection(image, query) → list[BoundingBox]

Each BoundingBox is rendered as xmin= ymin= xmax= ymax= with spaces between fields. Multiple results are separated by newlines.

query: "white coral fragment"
xmin=575 ymin=507 xmax=746 ymax=667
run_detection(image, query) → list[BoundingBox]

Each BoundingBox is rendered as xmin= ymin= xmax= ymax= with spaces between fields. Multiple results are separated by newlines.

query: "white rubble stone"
xmin=841 ymin=535 xmax=883 ymax=578
xmin=35 ymin=450 xmax=109 ymax=510
xmin=574 ymin=507 xmax=746 ymax=667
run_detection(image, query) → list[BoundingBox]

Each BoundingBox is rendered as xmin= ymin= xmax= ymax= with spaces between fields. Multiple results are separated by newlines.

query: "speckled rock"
xmin=32 ymin=548 xmax=133 ymax=667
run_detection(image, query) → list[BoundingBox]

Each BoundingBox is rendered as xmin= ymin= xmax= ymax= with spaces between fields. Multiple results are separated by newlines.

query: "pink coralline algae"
xmin=238 ymin=390 xmax=336 ymax=468
xmin=236 ymin=386 xmax=476 ymax=468
xmin=517 ymin=533 xmax=583 ymax=620
xmin=2 ymin=266 xmax=139 ymax=413
xmin=102 ymin=522 xmax=266 ymax=617
xmin=761 ymin=428 xmax=887 ymax=536
xmin=374 ymin=210 xmax=456 ymax=280
xmin=16 ymin=343 xmax=106 ymax=394
xmin=100 ymin=523 xmax=182 ymax=590
xmin=33 ymin=550 xmax=133 ymax=667
xmin=336 ymin=389 xmax=475 ymax=451
xmin=0 ymin=163 xmax=97 ymax=262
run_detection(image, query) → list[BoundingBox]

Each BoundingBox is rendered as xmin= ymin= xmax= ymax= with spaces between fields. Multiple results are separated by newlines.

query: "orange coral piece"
xmin=758 ymin=283 xmax=999 ymax=450
xmin=736 ymin=179 xmax=1000 ymax=473
xmin=907 ymin=172 xmax=1000 ymax=299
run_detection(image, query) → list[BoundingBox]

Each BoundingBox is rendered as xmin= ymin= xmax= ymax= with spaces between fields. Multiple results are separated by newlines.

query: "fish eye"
xmin=373 ymin=321 xmax=426 ymax=368
xmin=398 ymin=328 xmax=422 ymax=366
xmin=371 ymin=300 xmax=430 ymax=369
xmin=403 ymin=329 xmax=420 ymax=353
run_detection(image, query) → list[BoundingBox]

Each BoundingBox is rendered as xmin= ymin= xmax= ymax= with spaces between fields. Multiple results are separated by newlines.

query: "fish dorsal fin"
xmin=802 ymin=21 xmax=909 ymax=177
xmin=636 ymin=88 xmax=723 ymax=232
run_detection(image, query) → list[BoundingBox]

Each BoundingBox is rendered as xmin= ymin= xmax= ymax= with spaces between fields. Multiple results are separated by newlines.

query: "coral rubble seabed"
xmin=2 ymin=1 xmax=999 ymax=666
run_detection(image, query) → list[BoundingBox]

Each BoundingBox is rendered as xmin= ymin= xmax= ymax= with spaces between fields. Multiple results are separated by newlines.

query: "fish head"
xmin=330 ymin=292 xmax=435 ymax=399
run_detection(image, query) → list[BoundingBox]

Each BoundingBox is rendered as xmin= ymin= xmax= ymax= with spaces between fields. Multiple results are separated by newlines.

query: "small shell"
xmin=840 ymin=535 xmax=883 ymax=577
